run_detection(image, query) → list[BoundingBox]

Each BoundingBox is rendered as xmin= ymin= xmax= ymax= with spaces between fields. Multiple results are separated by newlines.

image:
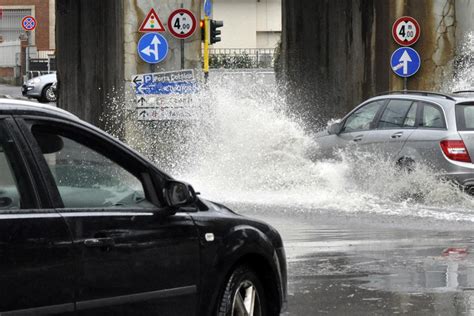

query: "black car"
xmin=0 ymin=98 xmax=287 ymax=315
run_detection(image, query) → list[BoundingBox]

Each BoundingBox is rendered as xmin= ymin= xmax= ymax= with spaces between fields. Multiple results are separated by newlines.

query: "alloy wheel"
xmin=231 ymin=280 xmax=262 ymax=316
xmin=45 ymin=86 xmax=57 ymax=102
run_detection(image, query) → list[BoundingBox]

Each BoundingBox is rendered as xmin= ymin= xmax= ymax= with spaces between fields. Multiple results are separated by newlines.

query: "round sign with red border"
xmin=392 ymin=16 xmax=420 ymax=46
xmin=21 ymin=15 xmax=37 ymax=31
xmin=168 ymin=9 xmax=197 ymax=39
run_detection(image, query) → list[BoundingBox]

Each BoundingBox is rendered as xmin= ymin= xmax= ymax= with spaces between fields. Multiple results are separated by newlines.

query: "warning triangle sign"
xmin=139 ymin=8 xmax=165 ymax=32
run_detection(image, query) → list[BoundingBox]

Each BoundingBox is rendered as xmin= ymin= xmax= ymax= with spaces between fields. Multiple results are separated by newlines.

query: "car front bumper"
xmin=21 ymin=84 xmax=41 ymax=98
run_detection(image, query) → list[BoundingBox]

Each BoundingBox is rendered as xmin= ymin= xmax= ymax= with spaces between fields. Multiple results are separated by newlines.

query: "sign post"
xmin=391 ymin=16 xmax=421 ymax=90
xmin=131 ymin=70 xmax=199 ymax=121
xmin=137 ymin=33 xmax=169 ymax=64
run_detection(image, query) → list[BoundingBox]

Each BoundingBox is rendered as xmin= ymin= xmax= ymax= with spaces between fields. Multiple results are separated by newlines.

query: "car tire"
xmin=40 ymin=84 xmax=56 ymax=103
xmin=396 ymin=157 xmax=415 ymax=173
xmin=217 ymin=265 xmax=267 ymax=316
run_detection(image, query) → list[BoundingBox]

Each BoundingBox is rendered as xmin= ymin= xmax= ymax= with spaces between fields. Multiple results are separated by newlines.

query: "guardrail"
xmin=207 ymin=48 xmax=276 ymax=69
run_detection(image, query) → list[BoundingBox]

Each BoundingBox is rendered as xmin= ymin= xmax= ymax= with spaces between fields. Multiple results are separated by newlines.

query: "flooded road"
xmin=232 ymin=205 xmax=474 ymax=315
xmin=132 ymin=70 xmax=474 ymax=315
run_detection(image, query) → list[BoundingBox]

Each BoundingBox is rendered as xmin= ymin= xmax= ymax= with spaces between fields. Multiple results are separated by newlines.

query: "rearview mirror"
xmin=163 ymin=180 xmax=197 ymax=208
xmin=328 ymin=122 xmax=342 ymax=135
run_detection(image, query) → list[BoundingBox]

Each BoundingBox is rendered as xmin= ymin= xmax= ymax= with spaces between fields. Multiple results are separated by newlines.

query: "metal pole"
xmin=404 ymin=77 xmax=408 ymax=91
xmin=180 ymin=3 xmax=184 ymax=69
xmin=203 ymin=16 xmax=209 ymax=83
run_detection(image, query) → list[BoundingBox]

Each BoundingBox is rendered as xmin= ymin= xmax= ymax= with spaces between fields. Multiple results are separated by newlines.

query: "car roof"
xmin=371 ymin=91 xmax=474 ymax=107
xmin=0 ymin=98 xmax=79 ymax=120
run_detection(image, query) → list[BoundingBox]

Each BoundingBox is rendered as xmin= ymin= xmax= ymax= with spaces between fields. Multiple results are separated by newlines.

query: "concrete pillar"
xmin=280 ymin=0 xmax=462 ymax=126
xmin=56 ymin=0 xmax=124 ymax=136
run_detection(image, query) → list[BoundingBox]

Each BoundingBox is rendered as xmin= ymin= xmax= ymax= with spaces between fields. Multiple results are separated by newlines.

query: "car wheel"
xmin=40 ymin=84 xmax=56 ymax=103
xmin=217 ymin=265 xmax=267 ymax=316
xmin=396 ymin=157 xmax=415 ymax=173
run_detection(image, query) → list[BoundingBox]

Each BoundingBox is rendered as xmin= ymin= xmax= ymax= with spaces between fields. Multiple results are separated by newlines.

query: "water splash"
xmin=168 ymin=72 xmax=474 ymax=222
xmin=445 ymin=32 xmax=474 ymax=92
xmin=100 ymin=68 xmax=474 ymax=223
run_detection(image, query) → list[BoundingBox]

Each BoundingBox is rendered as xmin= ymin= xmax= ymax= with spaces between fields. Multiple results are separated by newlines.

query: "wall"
xmin=213 ymin=0 xmax=257 ymax=48
xmin=0 ymin=0 xmax=53 ymax=50
xmin=213 ymin=0 xmax=281 ymax=49
xmin=280 ymin=0 xmax=466 ymax=127
xmin=56 ymin=0 xmax=124 ymax=134
xmin=123 ymin=0 xmax=201 ymax=81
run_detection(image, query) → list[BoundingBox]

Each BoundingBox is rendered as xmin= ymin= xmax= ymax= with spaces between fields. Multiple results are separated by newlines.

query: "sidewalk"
xmin=0 ymin=83 xmax=25 ymax=99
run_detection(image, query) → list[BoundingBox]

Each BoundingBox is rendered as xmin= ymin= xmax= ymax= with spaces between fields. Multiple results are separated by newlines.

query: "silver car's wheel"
xmin=41 ymin=84 xmax=56 ymax=103
xmin=232 ymin=280 xmax=262 ymax=316
xmin=218 ymin=266 xmax=266 ymax=316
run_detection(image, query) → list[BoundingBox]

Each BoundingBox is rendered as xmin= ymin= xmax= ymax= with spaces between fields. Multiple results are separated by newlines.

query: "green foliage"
xmin=209 ymin=52 xmax=254 ymax=69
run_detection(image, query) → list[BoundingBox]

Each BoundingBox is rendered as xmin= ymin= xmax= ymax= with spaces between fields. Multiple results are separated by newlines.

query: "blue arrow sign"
xmin=138 ymin=33 xmax=168 ymax=64
xmin=135 ymin=81 xmax=198 ymax=95
xmin=391 ymin=47 xmax=421 ymax=78
xmin=204 ymin=0 xmax=212 ymax=16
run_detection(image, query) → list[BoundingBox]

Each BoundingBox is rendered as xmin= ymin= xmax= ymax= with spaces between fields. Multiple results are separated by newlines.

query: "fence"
xmin=0 ymin=9 xmax=31 ymax=44
xmin=29 ymin=57 xmax=56 ymax=72
xmin=208 ymin=48 xmax=276 ymax=69
xmin=0 ymin=40 xmax=20 ymax=67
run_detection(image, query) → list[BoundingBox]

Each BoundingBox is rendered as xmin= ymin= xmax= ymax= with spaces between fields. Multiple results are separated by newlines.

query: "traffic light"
xmin=210 ymin=20 xmax=223 ymax=44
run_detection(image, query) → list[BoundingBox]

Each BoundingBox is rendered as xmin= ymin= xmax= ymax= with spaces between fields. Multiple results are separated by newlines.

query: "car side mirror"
xmin=163 ymin=180 xmax=197 ymax=208
xmin=328 ymin=122 xmax=343 ymax=135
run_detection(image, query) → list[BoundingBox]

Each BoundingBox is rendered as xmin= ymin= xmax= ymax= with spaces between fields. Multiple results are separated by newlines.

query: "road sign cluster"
xmin=137 ymin=8 xmax=197 ymax=64
xmin=131 ymin=70 xmax=198 ymax=121
xmin=391 ymin=16 xmax=421 ymax=78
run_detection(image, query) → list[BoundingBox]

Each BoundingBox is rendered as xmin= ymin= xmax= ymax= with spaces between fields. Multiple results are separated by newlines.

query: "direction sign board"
xmin=21 ymin=16 xmax=37 ymax=31
xmin=168 ymin=9 xmax=197 ymax=39
xmin=134 ymin=80 xmax=197 ymax=95
xmin=137 ymin=33 xmax=168 ymax=64
xmin=137 ymin=107 xmax=196 ymax=121
xmin=391 ymin=47 xmax=421 ymax=78
xmin=204 ymin=0 xmax=212 ymax=16
xmin=132 ymin=69 xmax=196 ymax=93
xmin=132 ymin=70 xmax=195 ymax=86
xmin=392 ymin=16 xmax=420 ymax=46
xmin=139 ymin=8 xmax=165 ymax=32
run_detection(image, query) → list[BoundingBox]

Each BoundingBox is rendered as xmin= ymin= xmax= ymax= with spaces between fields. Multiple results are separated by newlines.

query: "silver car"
xmin=315 ymin=91 xmax=474 ymax=191
xmin=22 ymin=73 xmax=57 ymax=103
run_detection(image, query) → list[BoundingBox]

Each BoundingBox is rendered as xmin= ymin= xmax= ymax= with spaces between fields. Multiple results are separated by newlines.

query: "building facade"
xmin=213 ymin=0 xmax=281 ymax=49
xmin=0 ymin=0 xmax=55 ymax=84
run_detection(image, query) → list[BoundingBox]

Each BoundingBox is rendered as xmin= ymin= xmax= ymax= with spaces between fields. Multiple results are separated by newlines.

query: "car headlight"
xmin=27 ymin=77 xmax=41 ymax=85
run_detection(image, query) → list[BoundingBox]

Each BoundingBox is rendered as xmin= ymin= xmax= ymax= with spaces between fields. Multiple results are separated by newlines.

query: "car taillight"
xmin=440 ymin=140 xmax=472 ymax=162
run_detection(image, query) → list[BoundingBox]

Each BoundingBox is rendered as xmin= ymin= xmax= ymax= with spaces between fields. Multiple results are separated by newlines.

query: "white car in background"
xmin=22 ymin=73 xmax=57 ymax=103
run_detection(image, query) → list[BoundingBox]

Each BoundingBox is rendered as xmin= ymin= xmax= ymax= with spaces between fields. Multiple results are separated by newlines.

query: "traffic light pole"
xmin=203 ymin=16 xmax=210 ymax=83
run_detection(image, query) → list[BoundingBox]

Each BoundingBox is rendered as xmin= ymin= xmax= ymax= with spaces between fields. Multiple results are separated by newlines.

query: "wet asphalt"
xmin=232 ymin=205 xmax=474 ymax=316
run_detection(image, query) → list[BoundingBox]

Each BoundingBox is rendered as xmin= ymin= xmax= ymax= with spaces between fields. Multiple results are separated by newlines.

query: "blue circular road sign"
xmin=390 ymin=47 xmax=421 ymax=78
xmin=137 ymin=33 xmax=168 ymax=64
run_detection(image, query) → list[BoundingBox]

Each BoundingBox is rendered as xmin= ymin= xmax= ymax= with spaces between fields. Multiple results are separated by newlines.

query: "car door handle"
xmin=353 ymin=135 xmax=363 ymax=142
xmin=391 ymin=132 xmax=403 ymax=139
xmin=83 ymin=238 xmax=115 ymax=248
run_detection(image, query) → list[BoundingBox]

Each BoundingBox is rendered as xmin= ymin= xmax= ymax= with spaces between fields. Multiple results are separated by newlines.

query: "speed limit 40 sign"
xmin=168 ymin=9 xmax=197 ymax=39
xmin=392 ymin=16 xmax=420 ymax=46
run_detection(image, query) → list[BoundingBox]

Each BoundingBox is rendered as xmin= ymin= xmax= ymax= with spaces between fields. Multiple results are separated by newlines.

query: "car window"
xmin=31 ymin=128 xmax=155 ymax=209
xmin=0 ymin=145 xmax=21 ymax=209
xmin=343 ymin=100 xmax=384 ymax=132
xmin=403 ymin=102 xmax=417 ymax=127
xmin=378 ymin=100 xmax=413 ymax=129
xmin=421 ymin=103 xmax=445 ymax=129
xmin=455 ymin=104 xmax=474 ymax=131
